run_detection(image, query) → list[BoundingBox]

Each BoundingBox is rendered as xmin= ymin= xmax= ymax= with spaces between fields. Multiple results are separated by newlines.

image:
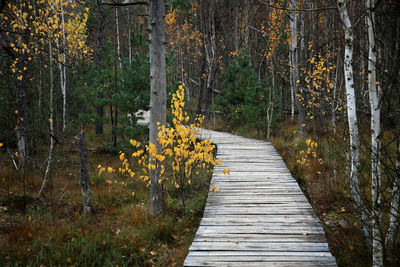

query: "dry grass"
xmin=0 ymin=130 xmax=212 ymax=266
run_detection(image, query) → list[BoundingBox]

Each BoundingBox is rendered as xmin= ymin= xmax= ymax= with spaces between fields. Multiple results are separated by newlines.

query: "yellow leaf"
xmin=0 ymin=143 xmax=3 ymax=147
xmin=372 ymin=81 xmax=380 ymax=85
xmin=130 ymin=139 xmax=137 ymax=146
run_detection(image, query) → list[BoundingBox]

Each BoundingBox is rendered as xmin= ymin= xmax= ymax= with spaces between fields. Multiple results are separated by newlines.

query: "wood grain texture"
xmin=184 ymin=129 xmax=336 ymax=266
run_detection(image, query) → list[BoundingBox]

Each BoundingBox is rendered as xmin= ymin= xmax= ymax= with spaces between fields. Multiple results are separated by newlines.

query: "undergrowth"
xmin=0 ymin=134 xmax=213 ymax=266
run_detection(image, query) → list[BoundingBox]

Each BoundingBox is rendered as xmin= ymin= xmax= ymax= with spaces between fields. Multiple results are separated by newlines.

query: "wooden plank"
xmin=184 ymin=261 xmax=337 ymax=267
xmin=193 ymin=233 xmax=327 ymax=242
xmin=189 ymin=241 xmax=330 ymax=251
xmin=184 ymin=129 xmax=337 ymax=266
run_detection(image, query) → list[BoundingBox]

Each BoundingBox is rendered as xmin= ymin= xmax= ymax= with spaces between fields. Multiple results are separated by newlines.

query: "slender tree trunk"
xmin=149 ymin=0 xmax=167 ymax=217
xmin=95 ymin=0 xmax=104 ymax=135
xmin=59 ymin=1 xmax=67 ymax=132
xmin=205 ymin=0 xmax=216 ymax=118
xmin=337 ymin=0 xmax=371 ymax=247
xmin=38 ymin=34 xmax=55 ymax=198
xmin=16 ymin=58 xmax=28 ymax=168
xmin=266 ymin=61 xmax=275 ymax=140
xmin=386 ymin=140 xmax=400 ymax=248
xmin=197 ymin=44 xmax=206 ymax=115
xmin=112 ymin=6 xmax=119 ymax=147
xmin=127 ymin=4 xmax=132 ymax=64
xmin=78 ymin=130 xmax=91 ymax=215
xmin=332 ymin=56 xmax=340 ymax=181
xmin=116 ymin=7 xmax=122 ymax=69
xmin=290 ymin=0 xmax=305 ymax=134
xmin=367 ymin=0 xmax=383 ymax=265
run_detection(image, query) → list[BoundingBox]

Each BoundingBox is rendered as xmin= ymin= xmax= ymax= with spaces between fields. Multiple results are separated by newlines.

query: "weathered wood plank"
xmin=184 ymin=129 xmax=336 ymax=266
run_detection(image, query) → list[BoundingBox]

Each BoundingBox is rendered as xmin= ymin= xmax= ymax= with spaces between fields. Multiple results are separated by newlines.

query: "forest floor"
xmin=0 ymin=129 xmax=212 ymax=266
xmin=1 ymin=119 xmax=399 ymax=266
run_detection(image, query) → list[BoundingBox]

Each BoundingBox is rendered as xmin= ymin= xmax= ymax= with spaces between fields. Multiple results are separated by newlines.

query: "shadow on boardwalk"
xmin=184 ymin=129 xmax=337 ymax=267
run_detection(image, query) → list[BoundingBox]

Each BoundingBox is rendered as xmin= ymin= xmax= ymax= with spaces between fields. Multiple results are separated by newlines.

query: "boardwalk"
xmin=184 ymin=129 xmax=337 ymax=266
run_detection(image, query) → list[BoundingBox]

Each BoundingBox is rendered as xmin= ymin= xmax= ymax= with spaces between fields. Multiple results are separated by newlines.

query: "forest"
xmin=0 ymin=0 xmax=399 ymax=266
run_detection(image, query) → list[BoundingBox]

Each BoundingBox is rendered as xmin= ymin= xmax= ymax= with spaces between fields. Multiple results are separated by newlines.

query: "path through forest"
xmin=184 ymin=129 xmax=337 ymax=266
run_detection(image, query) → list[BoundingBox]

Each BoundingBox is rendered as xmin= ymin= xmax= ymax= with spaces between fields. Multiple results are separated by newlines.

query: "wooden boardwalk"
xmin=184 ymin=129 xmax=337 ymax=266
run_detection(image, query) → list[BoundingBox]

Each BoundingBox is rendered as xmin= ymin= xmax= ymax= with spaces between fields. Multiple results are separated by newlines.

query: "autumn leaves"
xmin=99 ymin=83 xmax=226 ymax=208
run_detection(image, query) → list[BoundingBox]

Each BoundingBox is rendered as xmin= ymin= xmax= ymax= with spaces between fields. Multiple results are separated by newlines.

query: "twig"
xmin=257 ymin=0 xmax=337 ymax=12
xmin=6 ymin=148 xmax=19 ymax=171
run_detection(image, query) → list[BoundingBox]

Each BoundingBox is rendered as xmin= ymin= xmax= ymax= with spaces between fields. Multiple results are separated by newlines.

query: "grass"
xmin=0 ymin=129 xmax=213 ymax=266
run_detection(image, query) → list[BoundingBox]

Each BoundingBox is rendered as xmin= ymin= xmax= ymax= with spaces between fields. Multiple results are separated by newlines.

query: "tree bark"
xmin=38 ymin=33 xmax=55 ymax=198
xmin=112 ymin=6 xmax=119 ymax=147
xmin=290 ymin=0 xmax=305 ymax=134
xmin=95 ymin=0 xmax=104 ymax=135
xmin=79 ymin=130 xmax=91 ymax=215
xmin=16 ymin=57 xmax=28 ymax=168
xmin=366 ymin=0 xmax=383 ymax=265
xmin=149 ymin=0 xmax=167 ymax=217
xmin=337 ymin=0 xmax=371 ymax=247
xmin=58 ymin=1 xmax=67 ymax=132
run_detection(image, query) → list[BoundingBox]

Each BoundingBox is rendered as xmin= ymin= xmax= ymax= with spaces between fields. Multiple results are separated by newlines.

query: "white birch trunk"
xmin=290 ymin=0 xmax=305 ymax=133
xmin=266 ymin=61 xmax=275 ymax=140
xmin=366 ymin=0 xmax=383 ymax=265
xmin=127 ymin=4 xmax=132 ymax=64
xmin=337 ymin=0 xmax=371 ymax=246
xmin=116 ymin=8 xmax=122 ymax=69
xmin=290 ymin=0 xmax=296 ymax=123
xmin=149 ymin=0 xmax=167 ymax=217
xmin=59 ymin=1 xmax=67 ymax=132
xmin=38 ymin=32 xmax=55 ymax=198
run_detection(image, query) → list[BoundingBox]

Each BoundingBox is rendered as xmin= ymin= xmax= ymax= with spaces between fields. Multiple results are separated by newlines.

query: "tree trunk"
xmin=79 ymin=130 xmax=91 ymax=215
xmin=149 ymin=0 xmax=167 ymax=217
xmin=197 ymin=43 xmax=206 ymax=115
xmin=38 ymin=34 xmax=55 ymax=198
xmin=366 ymin=0 xmax=383 ymax=265
xmin=290 ymin=0 xmax=305 ymax=134
xmin=266 ymin=61 xmax=275 ymax=140
xmin=112 ymin=6 xmax=119 ymax=147
xmin=59 ymin=1 xmax=67 ymax=132
xmin=16 ymin=58 xmax=28 ymax=168
xmin=95 ymin=0 xmax=104 ymax=135
xmin=127 ymin=3 xmax=132 ymax=64
xmin=337 ymin=0 xmax=371 ymax=247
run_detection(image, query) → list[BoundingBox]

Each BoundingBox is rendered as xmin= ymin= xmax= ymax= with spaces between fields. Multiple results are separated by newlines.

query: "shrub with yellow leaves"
xmin=100 ymin=83 xmax=222 ymax=210
xmin=296 ymin=138 xmax=323 ymax=168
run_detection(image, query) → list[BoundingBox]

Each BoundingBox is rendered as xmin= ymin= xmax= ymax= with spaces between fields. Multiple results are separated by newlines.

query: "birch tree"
xmin=290 ymin=0 xmax=305 ymax=134
xmin=57 ymin=0 xmax=67 ymax=132
xmin=149 ymin=0 xmax=167 ymax=217
xmin=366 ymin=0 xmax=383 ymax=265
xmin=38 ymin=31 xmax=55 ymax=199
xmin=337 ymin=0 xmax=371 ymax=245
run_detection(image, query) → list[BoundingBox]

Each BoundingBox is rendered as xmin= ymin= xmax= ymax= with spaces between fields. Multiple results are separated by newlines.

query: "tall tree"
xmin=95 ymin=0 xmax=104 ymax=135
xmin=366 ymin=0 xmax=383 ymax=265
xmin=290 ymin=0 xmax=305 ymax=134
xmin=337 ymin=0 xmax=371 ymax=246
xmin=149 ymin=0 xmax=167 ymax=217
